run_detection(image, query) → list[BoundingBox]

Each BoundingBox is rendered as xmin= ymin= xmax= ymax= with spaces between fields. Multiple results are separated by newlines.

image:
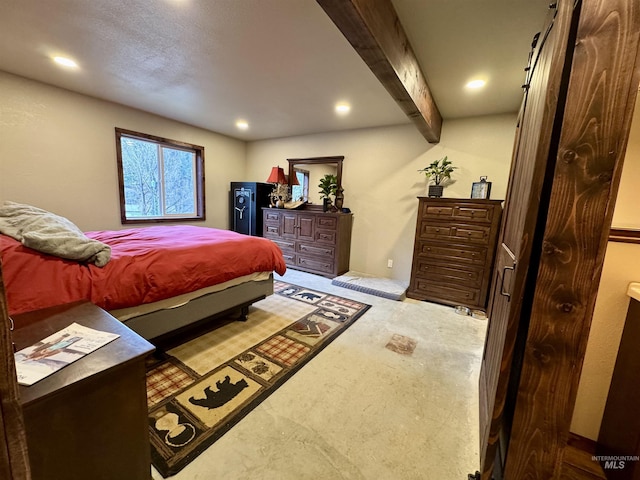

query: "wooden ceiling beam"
xmin=317 ymin=0 xmax=442 ymax=143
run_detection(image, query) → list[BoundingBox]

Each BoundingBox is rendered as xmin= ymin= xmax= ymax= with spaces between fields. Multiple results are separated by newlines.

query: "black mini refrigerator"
xmin=229 ymin=182 xmax=272 ymax=236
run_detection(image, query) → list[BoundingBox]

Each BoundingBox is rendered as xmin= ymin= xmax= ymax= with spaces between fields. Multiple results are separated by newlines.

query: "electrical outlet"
xmin=387 ymin=259 xmax=393 ymax=268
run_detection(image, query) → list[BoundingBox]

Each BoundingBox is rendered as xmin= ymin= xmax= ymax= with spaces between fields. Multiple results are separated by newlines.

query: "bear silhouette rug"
xmin=146 ymin=281 xmax=371 ymax=477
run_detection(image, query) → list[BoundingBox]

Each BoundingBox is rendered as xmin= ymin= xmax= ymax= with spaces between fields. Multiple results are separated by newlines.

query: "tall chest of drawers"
xmin=263 ymin=208 xmax=353 ymax=278
xmin=407 ymin=197 xmax=502 ymax=309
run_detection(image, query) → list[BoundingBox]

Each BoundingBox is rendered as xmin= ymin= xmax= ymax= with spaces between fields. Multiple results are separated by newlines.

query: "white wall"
xmin=571 ymin=101 xmax=640 ymax=440
xmin=246 ymin=114 xmax=517 ymax=281
xmin=0 ymin=71 xmax=246 ymax=231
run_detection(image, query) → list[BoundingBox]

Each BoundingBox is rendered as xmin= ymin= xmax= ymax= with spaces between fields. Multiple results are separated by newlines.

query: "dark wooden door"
xmin=478 ymin=2 xmax=576 ymax=477
xmin=479 ymin=0 xmax=640 ymax=477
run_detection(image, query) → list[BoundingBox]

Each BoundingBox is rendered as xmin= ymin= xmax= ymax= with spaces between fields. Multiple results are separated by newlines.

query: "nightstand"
xmin=12 ymin=301 xmax=155 ymax=480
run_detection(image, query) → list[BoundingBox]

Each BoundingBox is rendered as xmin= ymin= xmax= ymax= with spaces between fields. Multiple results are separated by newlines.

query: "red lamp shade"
xmin=266 ymin=166 xmax=287 ymax=184
xmin=289 ymin=172 xmax=300 ymax=186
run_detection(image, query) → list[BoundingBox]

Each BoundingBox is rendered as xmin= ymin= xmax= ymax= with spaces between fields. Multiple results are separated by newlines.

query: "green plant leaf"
xmin=417 ymin=156 xmax=456 ymax=185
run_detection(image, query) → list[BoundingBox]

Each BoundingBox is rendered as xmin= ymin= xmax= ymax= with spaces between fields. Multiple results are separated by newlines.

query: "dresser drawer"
xmin=411 ymin=279 xmax=481 ymax=306
xmin=264 ymin=211 xmax=281 ymax=222
xmin=420 ymin=222 xmax=491 ymax=245
xmin=270 ymin=238 xmax=295 ymax=253
xmin=316 ymin=216 xmax=337 ymax=230
xmin=422 ymin=201 xmax=497 ymax=224
xmin=418 ymin=243 xmax=487 ymax=266
xmin=315 ymin=229 xmax=337 ymax=245
xmin=455 ymin=204 xmax=495 ymax=223
xmin=297 ymin=242 xmax=334 ymax=259
xmin=281 ymin=251 xmax=296 ymax=264
xmin=414 ymin=259 xmax=484 ymax=288
xmin=264 ymin=224 xmax=280 ymax=236
xmin=297 ymin=256 xmax=334 ymax=274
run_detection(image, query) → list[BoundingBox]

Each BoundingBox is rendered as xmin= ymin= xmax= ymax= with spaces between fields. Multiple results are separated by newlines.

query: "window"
xmin=291 ymin=168 xmax=309 ymax=202
xmin=115 ymin=128 xmax=205 ymax=223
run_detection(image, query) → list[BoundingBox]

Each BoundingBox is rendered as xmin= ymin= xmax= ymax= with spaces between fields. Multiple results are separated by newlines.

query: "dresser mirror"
xmin=287 ymin=156 xmax=344 ymax=207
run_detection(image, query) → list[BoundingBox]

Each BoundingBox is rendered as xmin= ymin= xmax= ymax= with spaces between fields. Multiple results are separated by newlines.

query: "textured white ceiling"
xmin=0 ymin=0 xmax=550 ymax=141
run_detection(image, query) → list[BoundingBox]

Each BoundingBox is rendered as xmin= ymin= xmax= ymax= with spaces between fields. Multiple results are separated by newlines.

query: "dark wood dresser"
xmin=13 ymin=301 xmax=155 ymax=480
xmin=406 ymin=197 xmax=502 ymax=309
xmin=263 ymin=207 xmax=353 ymax=278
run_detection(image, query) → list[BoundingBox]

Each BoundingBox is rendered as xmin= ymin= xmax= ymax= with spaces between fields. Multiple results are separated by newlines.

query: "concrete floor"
xmin=151 ymin=269 xmax=487 ymax=480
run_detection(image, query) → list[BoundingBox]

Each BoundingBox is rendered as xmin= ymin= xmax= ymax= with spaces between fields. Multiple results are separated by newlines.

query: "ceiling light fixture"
xmin=236 ymin=120 xmax=249 ymax=130
xmin=335 ymin=102 xmax=351 ymax=115
xmin=465 ymin=79 xmax=486 ymax=89
xmin=53 ymin=56 xmax=79 ymax=68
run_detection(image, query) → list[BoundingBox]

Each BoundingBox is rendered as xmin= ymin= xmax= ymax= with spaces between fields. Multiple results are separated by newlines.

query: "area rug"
xmin=145 ymin=280 xmax=371 ymax=477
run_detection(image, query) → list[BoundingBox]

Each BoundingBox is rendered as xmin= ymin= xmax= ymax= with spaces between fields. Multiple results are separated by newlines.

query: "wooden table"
xmin=12 ymin=301 xmax=155 ymax=480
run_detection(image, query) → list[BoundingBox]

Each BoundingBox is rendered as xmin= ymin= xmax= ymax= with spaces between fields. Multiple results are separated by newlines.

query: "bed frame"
xmin=120 ymin=275 xmax=274 ymax=345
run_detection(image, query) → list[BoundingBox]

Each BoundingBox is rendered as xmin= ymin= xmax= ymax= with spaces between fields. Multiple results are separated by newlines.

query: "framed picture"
xmin=471 ymin=176 xmax=492 ymax=199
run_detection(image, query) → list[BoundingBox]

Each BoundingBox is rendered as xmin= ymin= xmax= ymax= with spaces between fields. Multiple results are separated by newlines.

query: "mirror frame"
xmin=287 ymin=156 xmax=344 ymax=208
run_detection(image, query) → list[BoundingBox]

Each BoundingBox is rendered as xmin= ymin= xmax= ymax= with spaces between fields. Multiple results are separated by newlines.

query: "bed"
xmin=0 ymin=205 xmax=287 ymax=342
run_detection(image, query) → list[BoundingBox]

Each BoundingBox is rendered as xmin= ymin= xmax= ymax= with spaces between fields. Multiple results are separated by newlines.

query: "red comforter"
xmin=0 ymin=225 xmax=286 ymax=316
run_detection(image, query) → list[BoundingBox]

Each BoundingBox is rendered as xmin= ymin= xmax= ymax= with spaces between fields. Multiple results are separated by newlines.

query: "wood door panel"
xmin=504 ymin=1 xmax=640 ymax=477
xmin=478 ymin=2 xmax=575 ymax=477
xmin=298 ymin=215 xmax=315 ymax=241
xmin=282 ymin=213 xmax=297 ymax=237
xmin=478 ymin=1 xmax=640 ymax=478
xmin=480 ymin=244 xmax=517 ymax=470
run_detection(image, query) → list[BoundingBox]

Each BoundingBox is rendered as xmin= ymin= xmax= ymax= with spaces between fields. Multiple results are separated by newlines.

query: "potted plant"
xmin=318 ymin=174 xmax=338 ymax=211
xmin=418 ymin=156 xmax=456 ymax=197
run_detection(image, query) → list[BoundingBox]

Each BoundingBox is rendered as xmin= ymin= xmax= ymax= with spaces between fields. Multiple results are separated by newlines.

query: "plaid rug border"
xmin=147 ymin=282 xmax=371 ymax=477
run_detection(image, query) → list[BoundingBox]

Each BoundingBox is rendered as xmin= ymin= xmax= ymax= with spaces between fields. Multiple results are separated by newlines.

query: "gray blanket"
xmin=0 ymin=201 xmax=111 ymax=267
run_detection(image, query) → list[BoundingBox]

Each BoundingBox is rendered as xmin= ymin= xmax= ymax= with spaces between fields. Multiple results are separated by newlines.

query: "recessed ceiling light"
xmin=335 ymin=102 xmax=351 ymax=115
xmin=465 ymin=79 xmax=486 ymax=89
xmin=53 ymin=56 xmax=79 ymax=68
xmin=236 ymin=120 xmax=249 ymax=130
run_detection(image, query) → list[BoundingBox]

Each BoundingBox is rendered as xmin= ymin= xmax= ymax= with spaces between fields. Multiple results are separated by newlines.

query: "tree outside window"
xmin=115 ymin=128 xmax=205 ymax=223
